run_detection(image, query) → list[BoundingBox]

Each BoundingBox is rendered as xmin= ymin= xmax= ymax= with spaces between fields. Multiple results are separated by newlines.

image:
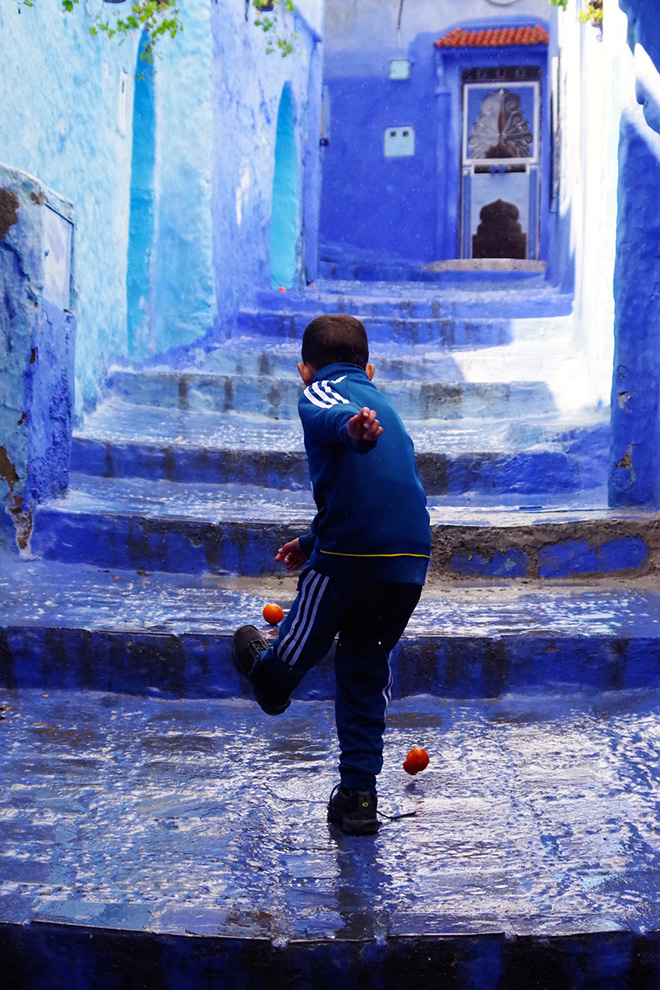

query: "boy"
xmin=232 ymin=314 xmax=431 ymax=835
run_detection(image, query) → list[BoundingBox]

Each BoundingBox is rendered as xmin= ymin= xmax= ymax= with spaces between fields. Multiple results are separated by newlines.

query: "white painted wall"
xmin=325 ymin=0 xmax=552 ymax=58
xmin=570 ymin=0 xmax=634 ymax=409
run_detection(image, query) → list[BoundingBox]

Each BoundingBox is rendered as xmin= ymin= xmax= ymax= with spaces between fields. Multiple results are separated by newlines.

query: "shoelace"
xmin=377 ymin=808 xmax=417 ymax=821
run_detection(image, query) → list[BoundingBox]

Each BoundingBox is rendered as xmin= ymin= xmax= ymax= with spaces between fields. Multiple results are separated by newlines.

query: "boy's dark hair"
xmin=302 ymin=314 xmax=369 ymax=370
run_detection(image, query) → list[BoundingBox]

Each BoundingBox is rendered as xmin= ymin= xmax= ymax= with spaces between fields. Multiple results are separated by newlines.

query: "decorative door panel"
xmin=460 ymin=67 xmax=542 ymax=260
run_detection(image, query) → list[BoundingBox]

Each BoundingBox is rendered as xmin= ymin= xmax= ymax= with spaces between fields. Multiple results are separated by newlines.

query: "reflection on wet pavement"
xmin=2 ymin=688 xmax=660 ymax=940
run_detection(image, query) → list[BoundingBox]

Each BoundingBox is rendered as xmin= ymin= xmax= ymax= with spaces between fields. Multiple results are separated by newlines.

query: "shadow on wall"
xmin=270 ymin=83 xmax=300 ymax=290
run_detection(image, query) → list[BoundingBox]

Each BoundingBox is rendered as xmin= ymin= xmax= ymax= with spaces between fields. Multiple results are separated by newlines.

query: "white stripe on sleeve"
xmin=303 ymin=384 xmax=334 ymax=408
xmin=320 ymin=381 xmax=349 ymax=405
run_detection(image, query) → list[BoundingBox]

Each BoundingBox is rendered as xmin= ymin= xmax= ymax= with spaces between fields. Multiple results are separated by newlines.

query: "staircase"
xmin=3 ymin=279 xmax=660 ymax=987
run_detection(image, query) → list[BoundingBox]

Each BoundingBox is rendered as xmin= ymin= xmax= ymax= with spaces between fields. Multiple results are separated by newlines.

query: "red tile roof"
xmin=435 ymin=25 xmax=549 ymax=48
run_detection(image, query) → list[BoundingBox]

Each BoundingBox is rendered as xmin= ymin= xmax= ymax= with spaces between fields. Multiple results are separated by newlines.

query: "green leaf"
xmin=57 ymin=0 xmax=291 ymax=59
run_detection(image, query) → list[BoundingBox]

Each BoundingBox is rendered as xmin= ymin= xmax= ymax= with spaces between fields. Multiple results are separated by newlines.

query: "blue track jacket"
xmin=297 ymin=362 xmax=431 ymax=585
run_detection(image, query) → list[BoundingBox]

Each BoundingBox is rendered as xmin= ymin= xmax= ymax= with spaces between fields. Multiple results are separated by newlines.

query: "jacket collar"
xmin=311 ymin=362 xmax=368 ymax=384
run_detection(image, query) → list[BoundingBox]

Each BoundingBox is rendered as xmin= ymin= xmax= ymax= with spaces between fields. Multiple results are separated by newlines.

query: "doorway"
xmin=460 ymin=67 xmax=542 ymax=260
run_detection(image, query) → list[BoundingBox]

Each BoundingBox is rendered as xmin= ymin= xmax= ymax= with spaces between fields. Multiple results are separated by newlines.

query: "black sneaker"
xmin=231 ymin=624 xmax=290 ymax=716
xmin=232 ymin=625 xmax=266 ymax=678
xmin=327 ymin=785 xmax=379 ymax=835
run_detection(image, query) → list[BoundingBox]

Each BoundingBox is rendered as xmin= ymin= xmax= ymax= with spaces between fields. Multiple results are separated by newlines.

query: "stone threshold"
xmin=422 ymin=259 xmax=547 ymax=272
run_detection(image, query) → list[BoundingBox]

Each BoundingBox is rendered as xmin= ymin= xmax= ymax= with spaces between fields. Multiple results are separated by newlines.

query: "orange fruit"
xmin=403 ymin=746 xmax=429 ymax=775
xmin=263 ymin=603 xmax=284 ymax=625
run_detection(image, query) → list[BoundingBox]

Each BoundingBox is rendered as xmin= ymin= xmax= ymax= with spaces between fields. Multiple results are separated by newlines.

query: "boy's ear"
xmin=366 ymin=363 xmax=375 ymax=381
xmin=297 ymin=362 xmax=315 ymax=385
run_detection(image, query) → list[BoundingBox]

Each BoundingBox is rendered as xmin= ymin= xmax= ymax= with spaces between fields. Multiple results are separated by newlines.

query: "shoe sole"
xmin=327 ymin=814 xmax=380 ymax=836
xmin=231 ymin=625 xmax=268 ymax=678
xmin=257 ymin=699 xmax=290 ymax=716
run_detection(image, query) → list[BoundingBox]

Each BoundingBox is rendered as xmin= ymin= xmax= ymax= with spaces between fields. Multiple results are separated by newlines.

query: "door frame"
xmin=434 ymin=37 xmax=549 ymax=263
xmin=460 ymin=71 xmax=542 ymax=260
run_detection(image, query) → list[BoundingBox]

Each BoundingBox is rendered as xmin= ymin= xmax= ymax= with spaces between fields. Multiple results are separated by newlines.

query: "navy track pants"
xmin=250 ymin=567 xmax=422 ymax=791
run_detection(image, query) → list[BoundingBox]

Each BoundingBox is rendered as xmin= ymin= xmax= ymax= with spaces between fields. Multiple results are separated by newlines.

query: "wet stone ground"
xmin=2 ymin=688 xmax=660 ymax=940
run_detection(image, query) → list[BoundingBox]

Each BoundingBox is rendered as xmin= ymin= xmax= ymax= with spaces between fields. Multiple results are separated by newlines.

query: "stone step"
xmin=29 ymin=475 xmax=654 ymax=580
xmin=3 ymin=553 xmax=660 ymax=697
xmin=196 ymin=339 xmax=467 ymax=380
xmin=2 ymin=683 xmax=660 ymax=985
xmin=105 ymin=369 xmax=557 ymax=421
xmin=256 ymin=281 xmax=574 ymax=319
xmin=235 ymin=307 xmax=515 ymax=348
xmin=152 ymin=324 xmax=589 ymax=418
xmin=159 ymin=327 xmax=575 ymax=384
xmin=70 ymin=401 xmax=609 ymax=495
xmin=155 ymin=339 xmax=465 ymax=380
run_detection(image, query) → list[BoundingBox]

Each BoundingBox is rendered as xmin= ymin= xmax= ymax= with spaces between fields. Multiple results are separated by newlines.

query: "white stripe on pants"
xmin=278 ymin=570 xmax=330 ymax=667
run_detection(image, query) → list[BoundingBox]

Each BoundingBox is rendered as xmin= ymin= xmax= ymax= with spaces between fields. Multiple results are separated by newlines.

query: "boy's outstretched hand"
xmin=275 ymin=538 xmax=309 ymax=571
xmin=347 ymin=407 xmax=383 ymax=443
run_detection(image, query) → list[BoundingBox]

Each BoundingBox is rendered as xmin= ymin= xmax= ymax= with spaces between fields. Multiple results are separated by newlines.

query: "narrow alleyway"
xmin=3 ymin=276 xmax=660 ymax=986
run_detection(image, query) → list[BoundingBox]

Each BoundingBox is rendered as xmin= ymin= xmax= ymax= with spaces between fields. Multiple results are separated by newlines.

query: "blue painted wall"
xmin=302 ymin=41 xmax=324 ymax=283
xmin=320 ymin=3 xmax=554 ymax=272
xmin=0 ymin=2 xmax=137 ymax=418
xmin=320 ymin=40 xmax=437 ymax=266
xmin=609 ymin=109 xmax=660 ymax=507
xmin=147 ymin=2 xmax=216 ymax=359
xmin=619 ymin=0 xmax=660 ymax=72
xmin=0 ymin=1 xmax=324 ymax=408
xmin=0 ymin=164 xmax=75 ymax=552
xmin=609 ymin=0 xmax=660 ymax=507
xmin=122 ymin=0 xmax=323 ymax=356
xmin=208 ymin=1 xmax=323 ymax=336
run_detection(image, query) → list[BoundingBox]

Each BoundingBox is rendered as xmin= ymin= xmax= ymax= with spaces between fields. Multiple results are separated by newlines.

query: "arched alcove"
xmin=270 ymin=83 xmax=300 ymax=289
xmin=126 ymin=32 xmax=156 ymax=357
